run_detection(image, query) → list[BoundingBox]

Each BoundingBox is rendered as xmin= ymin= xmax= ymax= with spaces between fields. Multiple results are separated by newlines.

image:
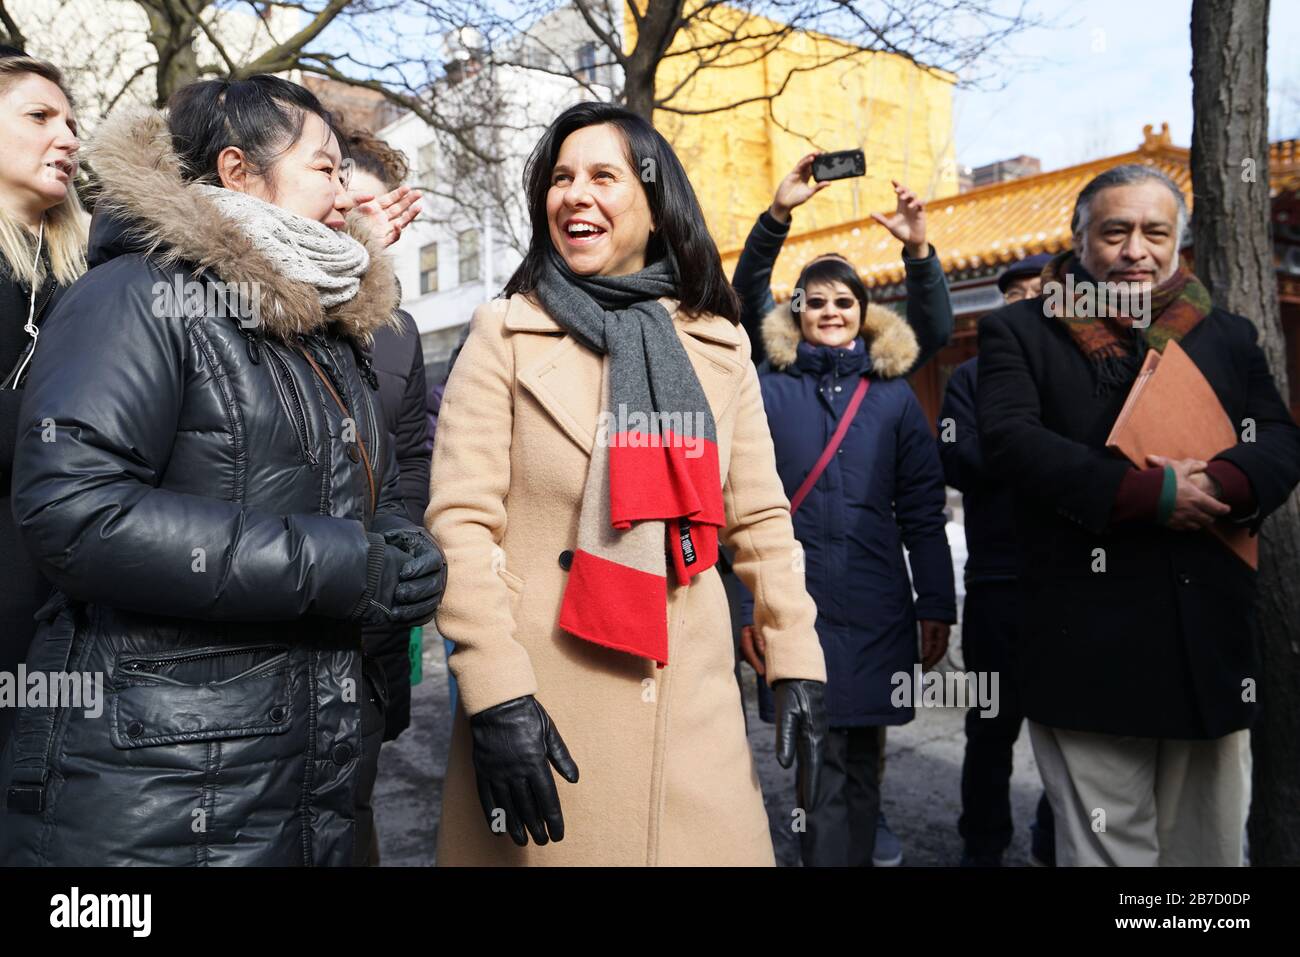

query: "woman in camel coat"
xmin=427 ymin=102 xmax=828 ymax=866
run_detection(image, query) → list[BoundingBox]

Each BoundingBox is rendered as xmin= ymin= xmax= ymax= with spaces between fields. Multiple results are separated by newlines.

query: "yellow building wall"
xmin=627 ymin=3 xmax=958 ymax=270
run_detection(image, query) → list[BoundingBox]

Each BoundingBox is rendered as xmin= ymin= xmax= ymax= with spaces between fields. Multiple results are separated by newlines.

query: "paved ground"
xmin=372 ymin=645 xmax=1046 ymax=867
xmin=372 ymin=506 xmax=1049 ymax=867
xmin=370 ymin=641 xmax=450 ymax=866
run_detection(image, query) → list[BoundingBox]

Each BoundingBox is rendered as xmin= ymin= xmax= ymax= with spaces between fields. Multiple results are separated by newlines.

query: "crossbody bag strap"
xmin=788 ymin=376 xmax=870 ymax=515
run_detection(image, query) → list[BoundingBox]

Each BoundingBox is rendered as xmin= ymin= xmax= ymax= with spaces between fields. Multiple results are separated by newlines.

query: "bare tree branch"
xmin=0 ymin=0 xmax=26 ymax=50
xmin=657 ymin=43 xmax=867 ymax=116
xmin=570 ymin=0 xmax=627 ymax=68
xmin=105 ymin=59 xmax=161 ymax=115
xmin=241 ymin=0 xmax=352 ymax=74
xmin=184 ymin=0 xmax=238 ymax=76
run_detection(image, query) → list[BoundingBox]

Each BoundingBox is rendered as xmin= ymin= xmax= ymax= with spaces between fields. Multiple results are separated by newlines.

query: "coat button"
xmin=346 ymin=444 xmax=361 ymax=463
xmin=332 ymin=743 xmax=353 ymax=765
xmin=834 ymin=385 xmax=842 ymax=392
xmin=559 ymin=550 xmax=574 ymax=571
xmin=269 ymin=706 xmax=286 ymax=723
xmin=126 ymin=721 xmax=144 ymax=738
xmin=1178 ymin=573 xmax=1192 ymax=585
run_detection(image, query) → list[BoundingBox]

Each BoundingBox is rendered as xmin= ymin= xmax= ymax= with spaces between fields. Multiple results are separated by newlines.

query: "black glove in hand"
xmin=470 ymin=695 xmax=579 ymax=847
xmin=380 ymin=526 xmax=437 ymax=563
xmin=360 ymin=536 xmax=446 ymax=626
xmin=773 ymin=678 xmax=828 ymax=810
xmin=384 ymin=527 xmax=446 ymax=620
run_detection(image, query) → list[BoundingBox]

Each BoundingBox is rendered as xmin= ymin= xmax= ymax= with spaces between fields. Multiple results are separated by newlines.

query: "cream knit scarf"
xmin=194 ymin=184 xmax=369 ymax=308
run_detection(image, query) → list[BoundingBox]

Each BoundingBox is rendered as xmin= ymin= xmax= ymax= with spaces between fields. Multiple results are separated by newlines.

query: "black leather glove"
xmin=386 ymin=528 xmax=446 ymax=614
xmin=358 ymin=532 xmax=446 ymax=626
xmin=773 ymin=678 xmax=828 ymax=810
xmin=379 ymin=525 xmax=436 ymax=562
xmin=470 ymin=695 xmax=579 ymax=847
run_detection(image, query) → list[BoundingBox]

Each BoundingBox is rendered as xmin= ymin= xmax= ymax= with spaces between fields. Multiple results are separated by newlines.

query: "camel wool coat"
xmin=427 ymin=292 xmax=827 ymax=866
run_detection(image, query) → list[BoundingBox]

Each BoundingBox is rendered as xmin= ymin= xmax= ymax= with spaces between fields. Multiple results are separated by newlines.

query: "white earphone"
xmin=8 ymin=218 xmax=45 ymax=388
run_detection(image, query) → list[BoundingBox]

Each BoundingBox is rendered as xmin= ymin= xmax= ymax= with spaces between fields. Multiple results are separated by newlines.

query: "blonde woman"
xmin=0 ymin=47 xmax=85 ymax=750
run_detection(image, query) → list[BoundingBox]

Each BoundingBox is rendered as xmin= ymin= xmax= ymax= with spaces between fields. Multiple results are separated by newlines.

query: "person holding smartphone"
xmin=732 ymin=153 xmax=952 ymax=367
xmin=733 ymin=154 xmax=956 ymax=867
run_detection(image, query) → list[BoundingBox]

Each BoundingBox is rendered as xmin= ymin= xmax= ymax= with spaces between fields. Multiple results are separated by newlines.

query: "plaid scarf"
xmin=534 ymin=247 xmax=724 ymax=666
xmin=1041 ymin=252 xmax=1213 ymax=393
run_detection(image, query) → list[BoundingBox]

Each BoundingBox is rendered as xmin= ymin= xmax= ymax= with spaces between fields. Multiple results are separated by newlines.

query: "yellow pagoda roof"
xmin=724 ymin=124 xmax=1300 ymax=294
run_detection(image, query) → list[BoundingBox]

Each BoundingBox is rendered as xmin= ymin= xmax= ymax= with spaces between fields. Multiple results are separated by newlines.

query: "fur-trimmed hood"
xmin=84 ymin=105 xmax=399 ymax=344
xmin=761 ymin=298 xmax=919 ymax=378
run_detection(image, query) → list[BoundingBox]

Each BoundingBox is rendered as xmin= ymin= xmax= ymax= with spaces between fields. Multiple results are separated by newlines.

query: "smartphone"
xmin=812 ymin=149 xmax=866 ymax=182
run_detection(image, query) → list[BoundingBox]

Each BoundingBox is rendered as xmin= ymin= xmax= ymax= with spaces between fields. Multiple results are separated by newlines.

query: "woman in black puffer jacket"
xmin=0 ymin=76 xmax=444 ymax=866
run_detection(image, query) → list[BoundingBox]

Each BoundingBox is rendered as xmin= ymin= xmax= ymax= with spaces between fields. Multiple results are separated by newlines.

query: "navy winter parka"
xmin=733 ymin=213 xmax=956 ymax=726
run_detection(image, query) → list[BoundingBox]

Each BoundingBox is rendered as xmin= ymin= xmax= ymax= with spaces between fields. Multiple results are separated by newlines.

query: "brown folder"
xmin=1105 ymin=339 xmax=1257 ymax=568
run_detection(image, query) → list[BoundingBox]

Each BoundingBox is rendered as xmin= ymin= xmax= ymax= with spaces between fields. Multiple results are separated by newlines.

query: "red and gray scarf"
xmin=534 ymin=247 xmax=724 ymax=666
xmin=1041 ymin=251 xmax=1213 ymax=393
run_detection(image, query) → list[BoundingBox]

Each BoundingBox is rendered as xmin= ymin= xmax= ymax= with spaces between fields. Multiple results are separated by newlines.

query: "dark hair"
xmin=337 ymin=121 xmax=409 ymax=192
xmin=504 ymin=101 xmax=740 ymax=323
xmin=1071 ymin=163 xmax=1188 ymax=245
xmin=167 ymin=75 xmax=341 ymax=191
xmin=792 ymin=255 xmax=869 ymax=319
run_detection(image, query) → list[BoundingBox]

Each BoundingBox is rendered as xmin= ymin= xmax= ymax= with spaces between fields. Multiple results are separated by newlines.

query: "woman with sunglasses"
xmin=733 ymin=154 xmax=957 ymax=867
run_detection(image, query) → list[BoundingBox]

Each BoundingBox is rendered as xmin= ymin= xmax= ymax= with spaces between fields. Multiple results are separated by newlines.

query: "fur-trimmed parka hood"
xmin=84 ymin=105 xmax=399 ymax=344
xmin=761 ymin=298 xmax=919 ymax=378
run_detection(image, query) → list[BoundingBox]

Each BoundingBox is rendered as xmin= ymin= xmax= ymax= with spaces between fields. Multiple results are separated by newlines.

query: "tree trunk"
xmin=622 ymin=0 xmax=686 ymax=122
xmin=623 ymin=55 xmax=656 ymax=121
xmin=1191 ymin=0 xmax=1300 ymax=866
xmin=142 ymin=1 xmax=204 ymax=106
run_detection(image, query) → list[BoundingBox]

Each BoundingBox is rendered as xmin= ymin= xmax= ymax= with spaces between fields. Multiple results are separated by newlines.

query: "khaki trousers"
xmin=1028 ymin=721 xmax=1250 ymax=867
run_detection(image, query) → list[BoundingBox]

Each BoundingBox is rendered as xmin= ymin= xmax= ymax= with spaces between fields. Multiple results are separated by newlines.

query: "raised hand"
xmin=353 ymin=184 xmax=423 ymax=248
xmin=770 ymin=153 xmax=832 ymax=224
xmin=870 ymin=180 xmax=928 ymax=259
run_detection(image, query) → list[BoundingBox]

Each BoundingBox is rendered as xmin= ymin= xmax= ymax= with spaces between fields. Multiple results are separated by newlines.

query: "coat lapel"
xmin=510 ymin=293 xmax=745 ymax=457
xmin=514 ymin=311 xmax=600 ymax=455
xmin=679 ymin=311 xmax=747 ymax=431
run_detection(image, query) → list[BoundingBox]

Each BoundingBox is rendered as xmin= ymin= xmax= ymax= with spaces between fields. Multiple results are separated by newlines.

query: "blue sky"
xmin=308 ymin=0 xmax=1297 ymax=176
xmin=953 ymin=0 xmax=1300 ymax=172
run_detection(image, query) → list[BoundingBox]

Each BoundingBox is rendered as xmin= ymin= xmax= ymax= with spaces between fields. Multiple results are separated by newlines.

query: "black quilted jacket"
xmin=0 ymin=105 xmax=420 ymax=866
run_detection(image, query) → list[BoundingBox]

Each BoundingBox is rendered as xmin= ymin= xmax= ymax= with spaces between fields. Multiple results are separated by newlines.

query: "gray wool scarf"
xmin=534 ymin=245 xmax=723 ymax=667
